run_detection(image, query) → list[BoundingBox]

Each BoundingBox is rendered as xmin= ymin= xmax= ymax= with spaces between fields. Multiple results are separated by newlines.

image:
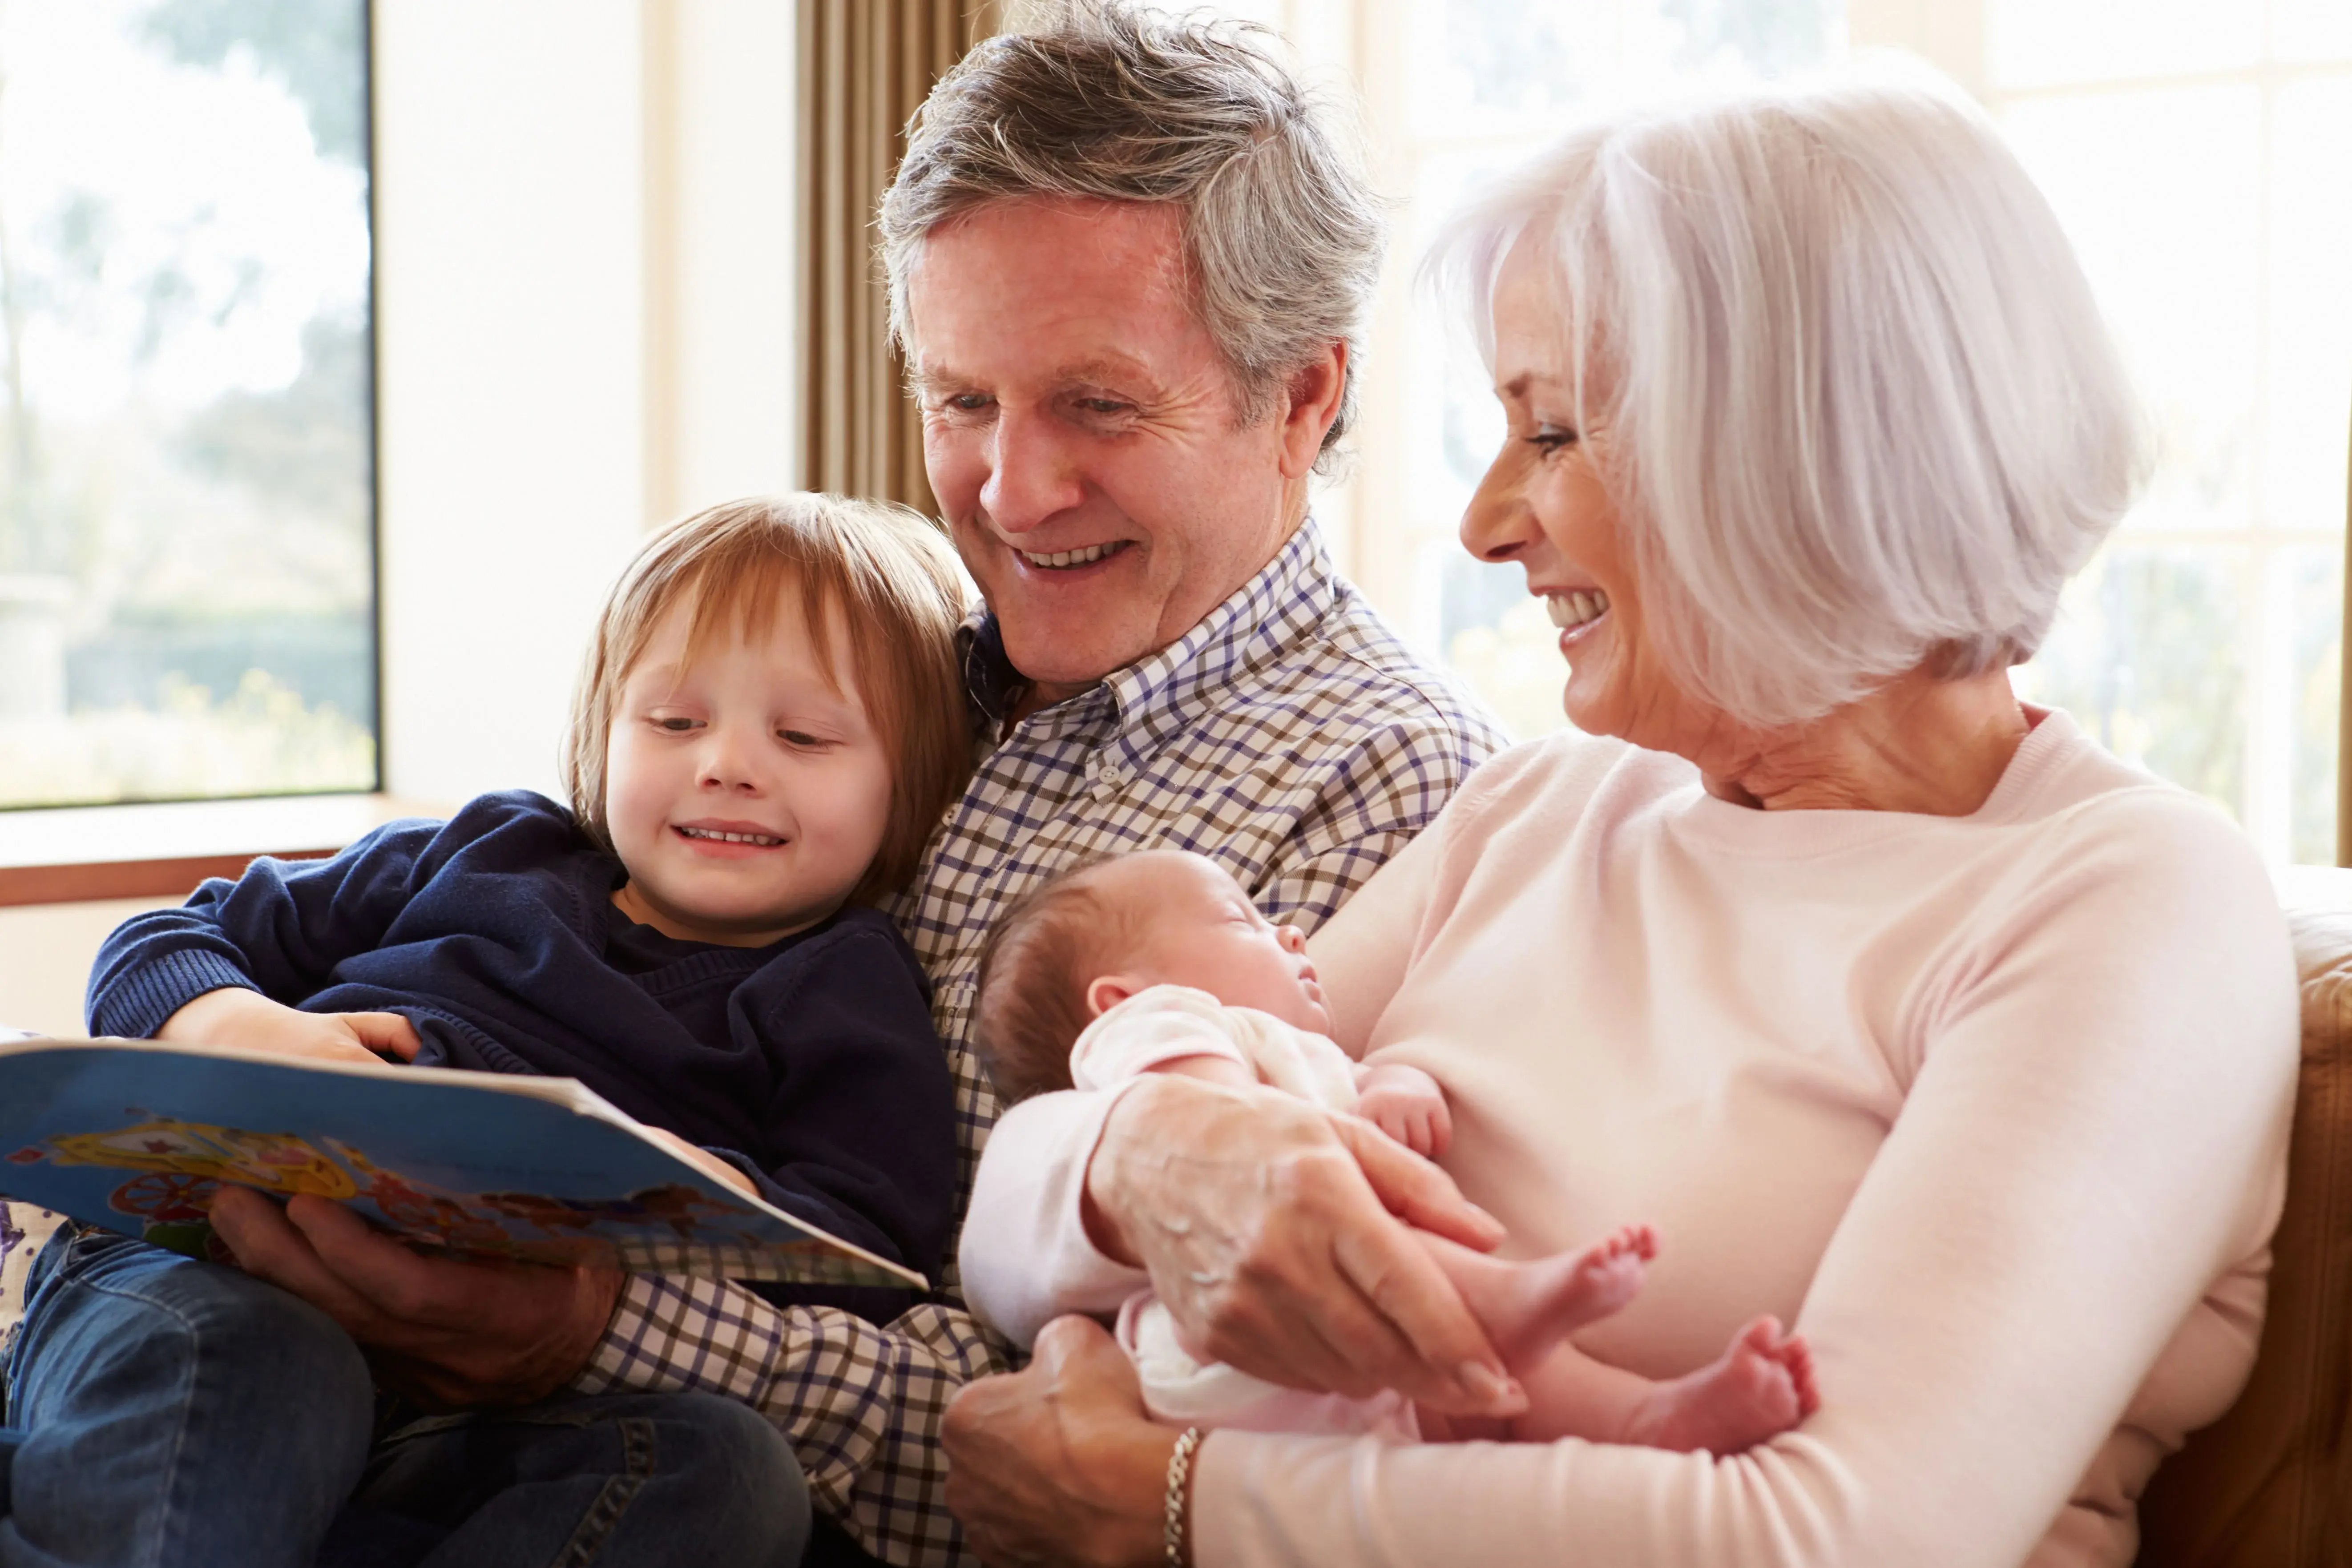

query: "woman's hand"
xmin=157 ymin=987 xmax=420 ymax=1067
xmin=1083 ymin=1072 xmax=1524 ymax=1417
xmin=945 ymin=1315 xmax=1179 ymax=1568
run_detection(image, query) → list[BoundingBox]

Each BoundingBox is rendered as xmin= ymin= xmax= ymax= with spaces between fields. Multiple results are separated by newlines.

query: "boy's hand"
xmin=156 ymin=987 xmax=420 ymax=1067
xmin=638 ymin=1124 xmax=760 ymax=1199
xmin=1354 ymin=1062 xmax=1453 ymax=1160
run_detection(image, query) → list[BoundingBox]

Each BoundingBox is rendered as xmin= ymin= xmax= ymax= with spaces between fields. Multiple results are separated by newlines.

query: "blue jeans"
xmin=0 ymin=1229 xmax=809 ymax=1568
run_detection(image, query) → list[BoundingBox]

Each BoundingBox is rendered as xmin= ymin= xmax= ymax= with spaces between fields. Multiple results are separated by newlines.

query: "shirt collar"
xmin=960 ymin=519 xmax=1339 ymax=765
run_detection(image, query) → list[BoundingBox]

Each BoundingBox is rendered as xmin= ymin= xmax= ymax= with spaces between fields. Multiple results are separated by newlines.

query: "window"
xmin=0 ymin=0 xmax=375 ymax=811
xmin=1203 ymin=0 xmax=2352 ymax=863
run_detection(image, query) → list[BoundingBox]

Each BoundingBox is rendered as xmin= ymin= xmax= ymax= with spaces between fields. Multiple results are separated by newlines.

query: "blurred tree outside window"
xmin=0 ymin=0 xmax=375 ymax=810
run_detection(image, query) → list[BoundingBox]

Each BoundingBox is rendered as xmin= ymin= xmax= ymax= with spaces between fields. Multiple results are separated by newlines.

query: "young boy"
xmin=971 ymin=847 xmax=1819 ymax=1452
xmin=3 ymin=495 xmax=971 ymax=1568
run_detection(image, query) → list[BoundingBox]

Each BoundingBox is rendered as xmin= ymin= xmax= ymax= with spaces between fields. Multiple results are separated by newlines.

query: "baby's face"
xmin=1093 ymin=851 xmax=1330 ymax=1034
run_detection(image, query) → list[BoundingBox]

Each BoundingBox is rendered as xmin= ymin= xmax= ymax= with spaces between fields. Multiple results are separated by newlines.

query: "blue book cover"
xmin=0 ymin=1037 xmax=923 ymax=1290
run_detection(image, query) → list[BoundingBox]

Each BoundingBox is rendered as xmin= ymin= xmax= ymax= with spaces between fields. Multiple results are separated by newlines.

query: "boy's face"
xmin=603 ymin=593 xmax=893 ymax=947
xmin=1091 ymin=851 xmax=1330 ymax=1035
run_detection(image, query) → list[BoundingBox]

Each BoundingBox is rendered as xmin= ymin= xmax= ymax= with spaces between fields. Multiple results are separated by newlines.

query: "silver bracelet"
xmin=1164 ymin=1425 xmax=1205 ymax=1568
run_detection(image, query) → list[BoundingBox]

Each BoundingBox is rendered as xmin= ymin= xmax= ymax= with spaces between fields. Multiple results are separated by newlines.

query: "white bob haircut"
xmin=1428 ymin=68 xmax=2150 ymax=728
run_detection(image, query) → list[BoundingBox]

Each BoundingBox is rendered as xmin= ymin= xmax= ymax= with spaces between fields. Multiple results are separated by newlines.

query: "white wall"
xmin=373 ymin=0 xmax=799 ymax=805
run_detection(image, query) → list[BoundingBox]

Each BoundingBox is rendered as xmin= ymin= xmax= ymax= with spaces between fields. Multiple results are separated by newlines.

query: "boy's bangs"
xmin=670 ymin=540 xmax=855 ymax=700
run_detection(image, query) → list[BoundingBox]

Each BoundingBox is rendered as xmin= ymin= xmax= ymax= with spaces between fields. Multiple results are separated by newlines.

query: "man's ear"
xmin=1085 ymin=974 xmax=1143 ymax=1018
xmin=1275 ymin=341 xmax=1347 ymax=480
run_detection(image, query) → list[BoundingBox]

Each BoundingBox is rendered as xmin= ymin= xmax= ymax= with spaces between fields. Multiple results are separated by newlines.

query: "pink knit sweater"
xmin=961 ymin=711 xmax=2300 ymax=1567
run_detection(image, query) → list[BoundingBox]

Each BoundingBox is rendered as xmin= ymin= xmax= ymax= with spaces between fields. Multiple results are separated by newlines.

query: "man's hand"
xmin=1081 ymin=1072 xmax=1524 ymax=1417
xmin=210 ymin=1187 xmax=624 ymax=1409
xmin=1353 ymin=1061 xmax=1453 ymax=1159
xmin=944 ymin=1316 xmax=1175 ymax=1568
xmin=157 ymin=987 xmax=420 ymax=1068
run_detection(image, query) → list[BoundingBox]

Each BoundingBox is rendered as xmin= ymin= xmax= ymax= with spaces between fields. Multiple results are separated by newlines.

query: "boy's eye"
xmin=778 ymin=730 xmax=826 ymax=748
xmin=653 ymin=716 xmax=698 ymax=733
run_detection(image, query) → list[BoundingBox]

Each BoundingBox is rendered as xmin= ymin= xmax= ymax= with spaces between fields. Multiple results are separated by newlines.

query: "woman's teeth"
xmin=1019 ymin=541 xmax=1127 ymax=569
xmin=1545 ymin=590 xmax=1610 ymax=630
xmin=678 ymin=826 xmax=783 ymax=846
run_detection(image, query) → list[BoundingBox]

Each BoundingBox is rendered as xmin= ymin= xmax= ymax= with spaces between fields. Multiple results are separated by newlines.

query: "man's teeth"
xmin=1019 ymin=541 xmax=1126 ymax=568
xmin=1545 ymin=589 xmax=1611 ymax=630
xmin=678 ymin=826 xmax=783 ymax=846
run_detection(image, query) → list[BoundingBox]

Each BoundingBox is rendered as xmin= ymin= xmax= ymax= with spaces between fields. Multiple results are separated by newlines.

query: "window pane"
xmin=2016 ymin=545 xmax=2248 ymax=811
xmin=2001 ymin=86 xmax=2262 ymax=533
xmin=2286 ymin=544 xmax=2341 ymax=865
xmin=1987 ymin=0 xmax=2261 ymax=90
xmin=2266 ymin=74 xmax=2352 ymax=537
xmin=0 ymin=0 xmax=374 ymax=809
xmin=2274 ymin=0 xmax=2352 ymax=65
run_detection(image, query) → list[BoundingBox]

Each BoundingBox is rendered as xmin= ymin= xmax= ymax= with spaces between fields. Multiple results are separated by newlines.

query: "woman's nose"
xmin=1460 ymin=447 xmax=1535 ymax=564
xmin=981 ymin=407 xmax=1085 ymax=535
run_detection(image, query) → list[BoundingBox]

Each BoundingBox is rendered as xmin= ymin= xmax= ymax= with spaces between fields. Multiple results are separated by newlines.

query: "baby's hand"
xmin=1354 ymin=1062 xmax=1452 ymax=1160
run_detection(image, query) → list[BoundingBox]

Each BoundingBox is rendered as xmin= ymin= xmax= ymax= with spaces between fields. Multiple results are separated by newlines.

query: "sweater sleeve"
xmin=84 ymin=812 xmax=465 ymax=1040
xmin=1188 ymin=793 xmax=2299 ymax=1568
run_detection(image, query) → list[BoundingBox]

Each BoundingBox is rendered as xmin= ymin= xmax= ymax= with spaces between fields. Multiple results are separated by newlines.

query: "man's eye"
xmin=1078 ymin=398 xmax=1129 ymax=416
xmin=947 ymin=393 xmax=991 ymax=413
xmin=1527 ymin=423 xmax=1579 ymax=452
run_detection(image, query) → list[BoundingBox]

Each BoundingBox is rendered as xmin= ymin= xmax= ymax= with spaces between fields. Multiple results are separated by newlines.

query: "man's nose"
xmin=980 ymin=407 xmax=1085 ymax=534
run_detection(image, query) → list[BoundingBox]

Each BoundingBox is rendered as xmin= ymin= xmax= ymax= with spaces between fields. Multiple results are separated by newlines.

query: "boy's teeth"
xmin=1020 ymin=541 xmax=1123 ymax=568
xmin=678 ymin=826 xmax=783 ymax=846
xmin=1544 ymin=589 xmax=1611 ymax=629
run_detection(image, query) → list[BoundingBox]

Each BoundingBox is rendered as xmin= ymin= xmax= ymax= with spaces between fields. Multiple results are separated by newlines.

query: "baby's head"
xmin=564 ymin=493 xmax=970 ymax=946
xmin=972 ymin=850 xmax=1328 ymax=1103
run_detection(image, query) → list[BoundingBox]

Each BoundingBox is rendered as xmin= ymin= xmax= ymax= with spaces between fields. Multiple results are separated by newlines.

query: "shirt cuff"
xmin=88 ymin=950 xmax=258 ymax=1040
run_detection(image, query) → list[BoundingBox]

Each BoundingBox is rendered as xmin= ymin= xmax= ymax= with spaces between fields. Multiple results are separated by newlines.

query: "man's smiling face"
xmin=903 ymin=197 xmax=1307 ymax=708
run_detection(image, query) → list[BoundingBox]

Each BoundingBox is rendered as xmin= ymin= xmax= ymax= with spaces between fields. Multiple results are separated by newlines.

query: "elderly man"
xmin=202 ymin=6 xmax=1502 ymax=1564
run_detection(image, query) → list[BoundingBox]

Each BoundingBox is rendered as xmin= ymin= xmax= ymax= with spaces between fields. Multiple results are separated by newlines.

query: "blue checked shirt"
xmin=573 ymin=521 xmax=1505 ymax=1565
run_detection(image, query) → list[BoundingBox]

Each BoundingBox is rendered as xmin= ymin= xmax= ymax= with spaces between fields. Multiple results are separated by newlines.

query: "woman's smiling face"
xmin=1458 ymin=242 xmax=1695 ymax=752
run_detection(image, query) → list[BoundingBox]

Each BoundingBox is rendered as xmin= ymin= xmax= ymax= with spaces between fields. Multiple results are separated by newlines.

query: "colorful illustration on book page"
xmin=6 ymin=1115 xmax=355 ymax=1255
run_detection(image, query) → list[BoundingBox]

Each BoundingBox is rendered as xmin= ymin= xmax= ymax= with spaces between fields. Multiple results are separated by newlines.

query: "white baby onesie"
xmin=1068 ymin=985 xmax=1420 ymax=1439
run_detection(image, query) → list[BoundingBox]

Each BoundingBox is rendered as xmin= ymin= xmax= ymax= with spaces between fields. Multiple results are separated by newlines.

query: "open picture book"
xmin=0 ymin=1036 xmax=924 ymax=1289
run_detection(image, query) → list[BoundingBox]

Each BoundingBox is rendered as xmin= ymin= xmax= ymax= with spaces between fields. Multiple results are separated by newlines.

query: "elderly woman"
xmin=940 ymin=71 xmax=2300 ymax=1568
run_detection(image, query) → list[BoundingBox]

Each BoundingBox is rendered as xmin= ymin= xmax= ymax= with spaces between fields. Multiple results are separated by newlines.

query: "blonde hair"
xmin=563 ymin=494 xmax=972 ymax=904
xmin=1427 ymin=67 xmax=2149 ymax=727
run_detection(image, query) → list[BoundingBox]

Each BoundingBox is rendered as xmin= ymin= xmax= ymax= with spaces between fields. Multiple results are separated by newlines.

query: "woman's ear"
xmin=1085 ymin=974 xmax=1142 ymax=1018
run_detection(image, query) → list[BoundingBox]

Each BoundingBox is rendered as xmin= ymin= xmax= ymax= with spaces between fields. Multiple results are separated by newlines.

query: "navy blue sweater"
xmin=85 ymin=790 xmax=958 ymax=1318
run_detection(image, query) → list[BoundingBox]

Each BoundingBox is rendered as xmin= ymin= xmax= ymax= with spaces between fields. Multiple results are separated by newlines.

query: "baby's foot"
xmin=1623 ymin=1316 xmax=1819 ymax=1456
xmin=1481 ymin=1223 xmax=1658 ymax=1366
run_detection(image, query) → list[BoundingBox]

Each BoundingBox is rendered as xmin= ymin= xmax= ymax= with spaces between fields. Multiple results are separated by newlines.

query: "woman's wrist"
xmin=1081 ymin=1076 xmax=1168 ymax=1268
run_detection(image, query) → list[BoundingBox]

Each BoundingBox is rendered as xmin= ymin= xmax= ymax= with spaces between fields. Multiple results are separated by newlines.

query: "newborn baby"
xmin=971 ymin=848 xmax=1819 ymax=1451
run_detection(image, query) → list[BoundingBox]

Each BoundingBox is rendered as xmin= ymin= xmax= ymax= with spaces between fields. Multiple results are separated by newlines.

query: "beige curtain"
xmin=799 ymin=0 xmax=1002 ymax=514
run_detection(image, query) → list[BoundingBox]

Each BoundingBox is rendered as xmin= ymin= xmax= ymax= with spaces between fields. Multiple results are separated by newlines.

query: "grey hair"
xmin=1427 ymin=66 xmax=2151 ymax=728
xmin=879 ymin=0 xmax=1383 ymax=470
